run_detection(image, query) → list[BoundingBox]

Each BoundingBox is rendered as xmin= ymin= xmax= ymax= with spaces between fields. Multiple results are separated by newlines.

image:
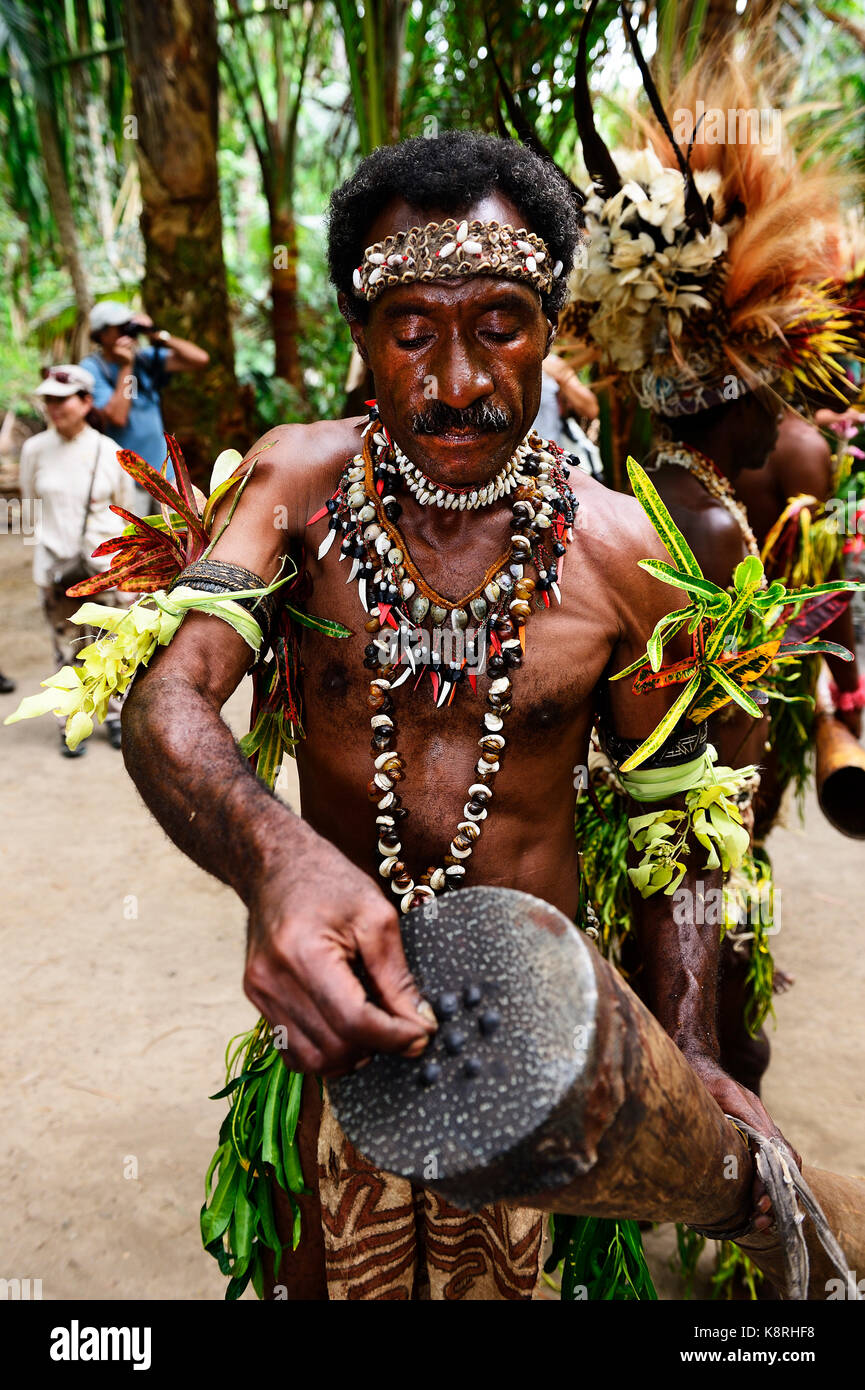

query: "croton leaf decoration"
xmin=614 ymin=457 xmax=863 ymax=772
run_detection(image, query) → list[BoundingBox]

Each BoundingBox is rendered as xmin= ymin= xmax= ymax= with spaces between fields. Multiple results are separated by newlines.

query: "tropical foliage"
xmin=611 ymin=457 xmax=861 ymax=772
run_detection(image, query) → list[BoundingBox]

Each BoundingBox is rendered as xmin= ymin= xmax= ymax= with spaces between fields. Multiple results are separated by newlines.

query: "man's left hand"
xmin=685 ymin=1052 xmax=802 ymax=1233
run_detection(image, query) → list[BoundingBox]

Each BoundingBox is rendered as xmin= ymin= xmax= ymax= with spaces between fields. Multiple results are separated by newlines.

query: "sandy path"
xmin=1 ymin=529 xmax=862 ymax=1301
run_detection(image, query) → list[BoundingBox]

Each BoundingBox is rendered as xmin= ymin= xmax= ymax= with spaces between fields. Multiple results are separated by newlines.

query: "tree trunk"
xmin=34 ymin=105 xmax=92 ymax=354
xmin=270 ymin=208 xmax=305 ymax=392
xmin=122 ymin=0 xmax=251 ymax=485
xmin=701 ymin=0 xmax=740 ymax=42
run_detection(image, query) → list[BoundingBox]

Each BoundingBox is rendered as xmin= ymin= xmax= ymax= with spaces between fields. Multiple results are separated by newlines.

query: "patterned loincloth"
xmin=317 ymin=1087 xmax=545 ymax=1300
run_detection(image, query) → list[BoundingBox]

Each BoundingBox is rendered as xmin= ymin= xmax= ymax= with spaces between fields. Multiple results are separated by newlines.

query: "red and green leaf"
xmin=116 ymin=448 xmax=208 ymax=547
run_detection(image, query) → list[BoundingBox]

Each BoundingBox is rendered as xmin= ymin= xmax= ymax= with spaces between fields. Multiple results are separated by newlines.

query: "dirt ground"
xmin=2 ymin=526 xmax=863 ymax=1302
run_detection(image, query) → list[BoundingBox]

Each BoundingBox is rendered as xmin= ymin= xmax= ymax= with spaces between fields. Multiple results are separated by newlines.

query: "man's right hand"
xmin=113 ymin=336 xmax=136 ymax=365
xmin=243 ymin=829 xmax=437 ymax=1077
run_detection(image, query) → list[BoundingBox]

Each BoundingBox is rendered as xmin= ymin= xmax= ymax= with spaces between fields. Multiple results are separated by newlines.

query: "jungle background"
xmin=1 ymin=0 xmax=864 ymax=483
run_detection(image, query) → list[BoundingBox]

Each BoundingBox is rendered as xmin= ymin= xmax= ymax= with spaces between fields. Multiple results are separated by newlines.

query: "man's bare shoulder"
xmin=768 ymin=416 xmax=833 ymax=502
xmin=225 ymin=415 xmax=367 ymax=541
xmin=569 ymin=469 xmax=670 ymax=568
xmin=245 ymin=416 xmax=366 ymax=497
xmin=674 ymin=494 xmax=745 ymax=590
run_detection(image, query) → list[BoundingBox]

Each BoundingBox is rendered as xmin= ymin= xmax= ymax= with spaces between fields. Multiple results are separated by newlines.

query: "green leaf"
xmin=281 ymin=1074 xmax=307 ymax=1194
xmin=609 ymin=651 xmax=651 ymax=683
xmin=230 ymin=1184 xmax=256 ymax=1276
xmin=638 ymin=558 xmax=729 ymax=605
xmin=733 ymin=555 xmax=764 ymax=593
xmin=209 ymin=1071 xmax=257 ymax=1101
xmin=786 ymin=580 xmax=863 ymax=603
xmin=200 ymin=1150 xmax=240 ymax=1245
xmin=225 ymin=1265 xmax=253 ymax=1301
xmin=777 ymin=640 xmax=852 ymax=661
xmin=627 ymin=456 xmax=703 ymax=579
xmin=260 ymin=1062 xmax=285 ymax=1171
xmin=255 ymin=1176 xmax=282 ymax=1257
xmin=619 ymin=672 xmax=702 ymax=773
xmin=204 ymin=1140 xmax=227 ymax=1201
xmin=646 ymin=606 xmax=691 ymax=671
xmin=285 ymin=605 xmax=352 ymax=639
xmin=703 ymin=584 xmax=760 ymax=663
xmin=283 ymin=1071 xmax=303 ymax=1145
xmin=706 ymin=662 xmax=763 ymax=718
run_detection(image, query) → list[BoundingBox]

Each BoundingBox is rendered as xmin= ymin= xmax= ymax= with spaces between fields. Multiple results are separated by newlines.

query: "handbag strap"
xmin=78 ymin=436 xmax=102 ymax=554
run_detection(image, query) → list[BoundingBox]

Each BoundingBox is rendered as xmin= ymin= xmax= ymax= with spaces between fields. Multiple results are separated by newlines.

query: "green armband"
xmin=4 ymin=570 xmax=291 ymax=751
xmin=619 ymin=749 xmax=716 ymax=803
xmin=624 ymin=746 xmax=757 ymax=898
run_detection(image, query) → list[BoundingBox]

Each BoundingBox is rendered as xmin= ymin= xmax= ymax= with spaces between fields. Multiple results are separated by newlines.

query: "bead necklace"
xmin=365 ymin=655 xmax=514 ymax=914
xmin=392 ymin=436 xmax=531 ymax=509
xmin=307 ymin=405 xmax=579 ymax=912
xmin=649 ymin=444 xmax=760 ymax=558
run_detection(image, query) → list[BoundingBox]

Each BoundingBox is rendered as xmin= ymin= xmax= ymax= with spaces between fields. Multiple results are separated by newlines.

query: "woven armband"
xmin=623 ymin=745 xmax=757 ymax=898
xmin=168 ymin=559 xmax=282 ymax=650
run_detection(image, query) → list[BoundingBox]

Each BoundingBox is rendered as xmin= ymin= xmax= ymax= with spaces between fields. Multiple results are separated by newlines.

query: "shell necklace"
xmin=307 ymin=405 xmax=579 ymax=912
xmin=649 ymin=444 xmax=759 ymax=558
xmin=392 ymin=436 xmax=530 ymax=509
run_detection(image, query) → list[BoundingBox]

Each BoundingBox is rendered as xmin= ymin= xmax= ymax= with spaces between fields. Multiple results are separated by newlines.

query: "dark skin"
xmin=736 ymin=409 xmax=861 ymax=739
xmin=122 ymin=194 xmax=782 ymax=1294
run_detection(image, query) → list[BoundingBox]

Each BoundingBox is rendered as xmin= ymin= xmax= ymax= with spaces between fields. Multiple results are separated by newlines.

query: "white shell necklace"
xmin=392 ymin=434 xmax=534 ymax=510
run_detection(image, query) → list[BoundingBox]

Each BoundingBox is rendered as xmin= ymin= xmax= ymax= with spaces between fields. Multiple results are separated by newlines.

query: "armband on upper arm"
xmin=168 ymin=558 xmax=284 ymax=652
xmin=599 ymin=721 xmax=759 ymax=897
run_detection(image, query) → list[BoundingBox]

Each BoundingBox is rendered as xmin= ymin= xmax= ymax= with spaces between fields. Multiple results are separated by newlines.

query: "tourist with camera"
xmin=80 ymin=302 xmax=210 ymax=512
xmin=18 ymin=364 xmax=139 ymax=756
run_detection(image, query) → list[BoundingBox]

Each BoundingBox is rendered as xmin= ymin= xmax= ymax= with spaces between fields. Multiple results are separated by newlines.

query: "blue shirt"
xmin=80 ymin=345 xmax=174 ymax=481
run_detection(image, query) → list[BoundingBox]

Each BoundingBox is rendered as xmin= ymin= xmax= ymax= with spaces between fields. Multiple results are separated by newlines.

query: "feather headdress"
xmin=563 ymin=1 xmax=862 ymax=416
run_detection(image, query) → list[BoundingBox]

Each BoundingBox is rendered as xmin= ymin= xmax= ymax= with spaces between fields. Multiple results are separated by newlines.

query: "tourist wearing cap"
xmin=19 ymin=365 xmax=138 ymax=756
xmin=79 ymin=302 xmax=209 ymax=511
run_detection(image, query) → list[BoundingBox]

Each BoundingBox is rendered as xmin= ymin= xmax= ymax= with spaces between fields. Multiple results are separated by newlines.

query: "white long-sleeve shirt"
xmin=18 ymin=425 xmax=138 ymax=588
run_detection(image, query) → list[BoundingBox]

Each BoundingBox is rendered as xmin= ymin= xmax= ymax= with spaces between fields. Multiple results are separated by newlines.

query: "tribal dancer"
xmin=562 ymin=5 xmax=865 ymax=1296
xmin=566 ymin=5 xmax=862 ymax=1061
xmin=734 ymin=259 xmax=865 ymax=835
xmin=8 ymin=130 xmax=815 ymax=1300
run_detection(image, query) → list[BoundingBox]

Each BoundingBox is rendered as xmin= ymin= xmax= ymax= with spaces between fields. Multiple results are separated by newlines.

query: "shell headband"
xmin=352 ymin=217 xmax=563 ymax=305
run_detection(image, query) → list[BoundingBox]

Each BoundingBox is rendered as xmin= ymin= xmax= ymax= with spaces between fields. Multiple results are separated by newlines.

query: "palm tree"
xmin=123 ymin=0 xmax=248 ymax=479
xmin=219 ymin=0 xmax=326 ymax=390
xmin=0 ymin=0 xmax=97 ymax=346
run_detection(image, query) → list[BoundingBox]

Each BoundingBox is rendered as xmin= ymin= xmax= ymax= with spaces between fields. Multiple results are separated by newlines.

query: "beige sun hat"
xmin=34 ymin=364 xmax=96 ymax=398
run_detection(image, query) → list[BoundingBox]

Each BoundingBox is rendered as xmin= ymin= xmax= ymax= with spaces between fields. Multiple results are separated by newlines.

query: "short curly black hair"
xmin=327 ymin=130 xmax=581 ymax=323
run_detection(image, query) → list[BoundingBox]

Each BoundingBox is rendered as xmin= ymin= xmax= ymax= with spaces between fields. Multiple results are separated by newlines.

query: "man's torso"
xmin=281 ymin=417 xmax=635 ymax=920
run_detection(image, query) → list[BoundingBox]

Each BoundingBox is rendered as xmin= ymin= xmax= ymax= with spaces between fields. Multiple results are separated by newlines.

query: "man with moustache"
xmin=121 ymin=132 xmax=780 ymax=1299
